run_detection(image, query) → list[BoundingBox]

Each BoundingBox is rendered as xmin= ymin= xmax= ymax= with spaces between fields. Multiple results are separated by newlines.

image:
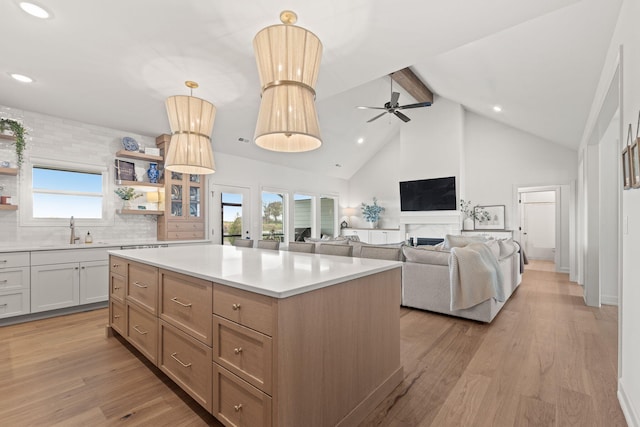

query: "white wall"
xmin=581 ymin=0 xmax=640 ymax=424
xmin=0 ymin=105 xmax=159 ymax=244
xmin=348 ymin=97 xmax=464 ymax=228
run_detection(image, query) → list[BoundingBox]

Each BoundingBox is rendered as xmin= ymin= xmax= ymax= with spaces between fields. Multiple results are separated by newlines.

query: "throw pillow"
xmin=402 ymin=246 xmax=450 ymax=266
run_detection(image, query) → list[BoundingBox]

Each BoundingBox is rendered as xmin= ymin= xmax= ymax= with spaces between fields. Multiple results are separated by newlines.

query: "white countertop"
xmin=0 ymin=239 xmax=210 ymax=253
xmin=109 ymin=244 xmax=402 ymax=299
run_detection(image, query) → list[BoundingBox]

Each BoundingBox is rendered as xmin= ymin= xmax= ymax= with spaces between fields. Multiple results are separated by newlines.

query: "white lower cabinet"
xmin=31 ymin=263 xmax=80 ymax=312
xmin=30 ymin=249 xmax=112 ymax=313
xmin=342 ymin=228 xmax=402 ymax=244
xmin=0 ymin=252 xmax=30 ymax=318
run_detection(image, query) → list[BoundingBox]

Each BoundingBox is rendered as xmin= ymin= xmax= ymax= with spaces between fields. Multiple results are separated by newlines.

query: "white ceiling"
xmin=0 ymin=0 xmax=622 ymax=179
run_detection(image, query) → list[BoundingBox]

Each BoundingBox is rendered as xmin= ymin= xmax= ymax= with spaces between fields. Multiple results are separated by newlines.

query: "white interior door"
xmin=210 ymin=185 xmax=251 ymax=244
xmin=522 ymin=197 xmax=556 ymax=260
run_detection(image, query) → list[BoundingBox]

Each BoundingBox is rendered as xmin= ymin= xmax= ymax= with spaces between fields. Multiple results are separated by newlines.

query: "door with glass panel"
xmin=210 ymin=185 xmax=251 ymax=245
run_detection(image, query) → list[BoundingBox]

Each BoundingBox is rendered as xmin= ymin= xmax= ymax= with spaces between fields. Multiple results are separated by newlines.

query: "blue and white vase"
xmin=147 ymin=162 xmax=159 ymax=184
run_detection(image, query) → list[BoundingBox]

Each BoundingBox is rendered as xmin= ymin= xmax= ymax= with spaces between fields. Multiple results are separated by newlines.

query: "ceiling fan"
xmin=356 ymin=78 xmax=432 ymax=123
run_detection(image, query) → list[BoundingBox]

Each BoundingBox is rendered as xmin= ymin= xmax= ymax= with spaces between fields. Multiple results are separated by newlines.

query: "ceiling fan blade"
xmin=367 ymin=112 xmax=388 ymax=123
xmin=356 ymin=106 xmax=387 ymax=110
xmin=394 ymin=111 xmax=411 ymax=122
xmin=390 ymin=92 xmax=400 ymax=106
xmin=397 ymin=101 xmax=432 ymax=110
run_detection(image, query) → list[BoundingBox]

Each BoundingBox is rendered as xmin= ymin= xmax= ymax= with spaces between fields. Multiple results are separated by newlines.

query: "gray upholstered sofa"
xmin=401 ymin=235 xmax=522 ymax=323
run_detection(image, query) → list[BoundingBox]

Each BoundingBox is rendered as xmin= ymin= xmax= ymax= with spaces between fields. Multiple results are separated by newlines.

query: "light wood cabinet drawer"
xmin=110 ymin=272 xmax=126 ymax=303
xmin=110 ymin=256 xmax=128 ymax=275
xmin=213 ymin=363 xmax=272 ymax=427
xmin=127 ymin=262 xmax=158 ymax=314
xmin=213 ymin=315 xmax=272 ymax=395
xmin=110 ymin=299 xmax=126 ymax=336
xmin=159 ymin=269 xmax=212 ymax=345
xmin=167 ymin=231 xmax=206 ymax=240
xmin=0 ymin=252 xmax=29 ymax=269
xmin=0 ymin=267 xmax=29 ymax=291
xmin=126 ymin=303 xmax=158 ymax=364
xmin=0 ymin=290 xmax=30 ymax=318
xmin=168 ymin=221 xmax=205 ymax=232
xmin=213 ymin=284 xmax=274 ymax=336
xmin=159 ymin=320 xmax=212 ymax=411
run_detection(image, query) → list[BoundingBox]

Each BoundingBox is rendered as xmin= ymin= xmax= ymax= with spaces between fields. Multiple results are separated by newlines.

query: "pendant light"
xmin=253 ymin=10 xmax=323 ymax=152
xmin=165 ymin=81 xmax=216 ymax=174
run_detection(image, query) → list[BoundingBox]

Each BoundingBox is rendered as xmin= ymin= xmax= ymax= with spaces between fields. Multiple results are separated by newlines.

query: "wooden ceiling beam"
xmin=390 ymin=68 xmax=434 ymax=104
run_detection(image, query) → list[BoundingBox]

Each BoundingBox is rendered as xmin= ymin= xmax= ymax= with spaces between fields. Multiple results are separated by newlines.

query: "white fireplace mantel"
xmin=399 ymin=211 xmax=462 ymax=239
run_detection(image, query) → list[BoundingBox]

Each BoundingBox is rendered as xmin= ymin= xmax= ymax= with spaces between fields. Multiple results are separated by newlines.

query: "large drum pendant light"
xmin=253 ymin=10 xmax=323 ymax=152
xmin=165 ymin=81 xmax=216 ymax=174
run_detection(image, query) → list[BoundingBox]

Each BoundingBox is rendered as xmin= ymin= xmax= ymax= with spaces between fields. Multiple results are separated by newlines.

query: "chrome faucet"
xmin=70 ymin=216 xmax=79 ymax=244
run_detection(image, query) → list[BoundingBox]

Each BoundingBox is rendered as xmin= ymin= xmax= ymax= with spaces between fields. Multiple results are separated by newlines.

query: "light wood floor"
xmin=0 ymin=265 xmax=625 ymax=426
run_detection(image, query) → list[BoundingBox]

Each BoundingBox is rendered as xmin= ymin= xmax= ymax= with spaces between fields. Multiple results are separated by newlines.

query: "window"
xmin=32 ymin=167 xmax=103 ymax=218
xmin=21 ymin=158 xmax=110 ymax=226
xmin=320 ymin=196 xmax=336 ymax=238
xmin=262 ymin=191 xmax=285 ymax=242
xmin=293 ymin=193 xmax=314 ymax=241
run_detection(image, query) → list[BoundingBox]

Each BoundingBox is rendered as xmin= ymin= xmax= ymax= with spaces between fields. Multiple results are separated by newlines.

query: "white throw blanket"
xmin=449 ymin=242 xmax=505 ymax=310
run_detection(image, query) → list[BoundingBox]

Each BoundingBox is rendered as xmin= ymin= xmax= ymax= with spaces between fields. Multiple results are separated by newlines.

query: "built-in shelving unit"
xmin=115 ymin=150 xmax=165 ymax=215
xmin=0 ymin=134 xmax=16 ymax=142
xmin=0 ymin=205 xmax=17 ymax=211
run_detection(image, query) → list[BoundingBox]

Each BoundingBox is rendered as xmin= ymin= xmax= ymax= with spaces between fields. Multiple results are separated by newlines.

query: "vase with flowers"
xmin=361 ymin=197 xmax=385 ymax=228
xmin=115 ymin=187 xmax=142 ymax=210
xmin=459 ymin=199 xmax=490 ymax=230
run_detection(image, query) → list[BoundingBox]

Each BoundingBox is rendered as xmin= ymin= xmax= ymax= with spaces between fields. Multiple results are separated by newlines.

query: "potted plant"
xmin=114 ymin=187 xmax=142 ymax=210
xmin=0 ymin=118 xmax=27 ymax=169
xmin=361 ymin=197 xmax=385 ymax=228
xmin=459 ymin=199 xmax=490 ymax=230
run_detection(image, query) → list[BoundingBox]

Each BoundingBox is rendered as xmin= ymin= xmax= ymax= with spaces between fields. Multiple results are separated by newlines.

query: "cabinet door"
xmin=31 ymin=263 xmax=79 ymax=312
xmin=188 ymin=174 xmax=202 ymax=219
xmin=369 ymin=230 xmax=387 ymax=244
xmin=169 ymin=171 xmax=185 ymax=219
xmin=79 ymin=260 xmax=109 ymax=304
xmin=353 ymin=229 xmax=370 ymax=243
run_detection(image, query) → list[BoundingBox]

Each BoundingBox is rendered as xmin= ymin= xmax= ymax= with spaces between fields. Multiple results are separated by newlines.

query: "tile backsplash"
xmin=0 ymin=105 xmax=163 ymax=244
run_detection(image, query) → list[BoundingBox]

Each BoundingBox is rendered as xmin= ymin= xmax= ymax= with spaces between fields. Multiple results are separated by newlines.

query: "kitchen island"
xmin=108 ymin=244 xmax=403 ymax=427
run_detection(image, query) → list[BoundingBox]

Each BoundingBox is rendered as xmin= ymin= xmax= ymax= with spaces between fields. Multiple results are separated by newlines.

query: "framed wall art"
xmin=474 ymin=205 xmax=505 ymax=230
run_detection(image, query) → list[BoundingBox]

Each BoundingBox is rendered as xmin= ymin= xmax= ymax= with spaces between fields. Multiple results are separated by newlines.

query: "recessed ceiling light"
xmin=357 ymin=137 xmax=364 ymax=144
xmin=10 ymin=73 xmax=33 ymax=83
xmin=19 ymin=2 xmax=50 ymax=19
xmin=335 ymin=163 xmax=342 ymax=168
xmin=493 ymin=105 xmax=502 ymax=113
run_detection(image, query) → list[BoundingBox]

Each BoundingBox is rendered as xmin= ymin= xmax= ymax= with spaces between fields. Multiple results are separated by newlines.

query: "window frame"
xmin=20 ymin=157 xmax=113 ymax=227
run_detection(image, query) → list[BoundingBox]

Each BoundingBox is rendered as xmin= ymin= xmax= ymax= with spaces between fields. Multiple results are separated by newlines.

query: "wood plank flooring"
xmin=0 ymin=262 xmax=625 ymax=426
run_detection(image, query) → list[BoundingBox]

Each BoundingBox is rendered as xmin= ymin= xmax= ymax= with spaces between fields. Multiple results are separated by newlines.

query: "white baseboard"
xmin=619 ymin=378 xmax=640 ymax=427
xmin=558 ymin=266 xmax=570 ymax=274
xmin=601 ymin=295 xmax=619 ymax=306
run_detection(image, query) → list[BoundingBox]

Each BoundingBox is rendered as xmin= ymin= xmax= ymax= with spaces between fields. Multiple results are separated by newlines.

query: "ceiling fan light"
xmin=165 ymin=93 xmax=216 ymax=174
xmin=253 ymin=12 xmax=323 ymax=152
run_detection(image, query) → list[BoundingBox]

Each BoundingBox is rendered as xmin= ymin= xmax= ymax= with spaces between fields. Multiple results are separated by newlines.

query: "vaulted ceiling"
xmin=0 ymin=0 xmax=622 ymax=179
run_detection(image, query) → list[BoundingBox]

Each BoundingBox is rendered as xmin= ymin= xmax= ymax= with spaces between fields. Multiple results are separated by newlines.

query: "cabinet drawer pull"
xmin=234 ymin=347 xmax=243 ymax=354
xmin=0 ymin=260 xmax=7 ymax=264
xmin=0 ymin=279 xmax=8 ymax=284
xmin=170 ymin=297 xmax=192 ymax=308
xmin=133 ymin=325 xmax=147 ymax=335
xmin=234 ymin=404 xmax=243 ymax=412
xmin=170 ymin=352 xmax=192 ymax=368
xmin=0 ymin=303 xmax=7 ymax=308
xmin=134 ymin=282 xmax=148 ymax=288
xmin=232 ymin=303 xmax=241 ymax=311
xmin=112 ymin=263 xmax=119 ymax=268
xmin=113 ymin=286 xmax=121 ymax=290
xmin=114 ymin=314 xmax=120 ymax=319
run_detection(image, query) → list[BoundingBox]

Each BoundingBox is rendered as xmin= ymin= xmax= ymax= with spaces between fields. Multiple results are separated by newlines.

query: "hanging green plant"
xmin=0 ymin=118 xmax=27 ymax=169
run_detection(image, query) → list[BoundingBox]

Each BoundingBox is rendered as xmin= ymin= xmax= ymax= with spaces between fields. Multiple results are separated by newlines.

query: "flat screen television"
xmin=399 ymin=176 xmax=456 ymax=211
